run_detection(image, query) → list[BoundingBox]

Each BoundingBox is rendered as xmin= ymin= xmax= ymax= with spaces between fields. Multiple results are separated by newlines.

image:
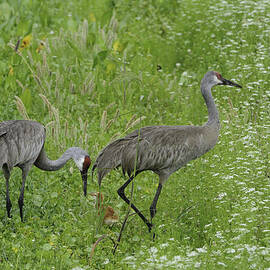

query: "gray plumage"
xmin=0 ymin=120 xmax=91 ymax=221
xmin=94 ymin=125 xmax=219 ymax=183
xmin=92 ymin=71 xmax=242 ymax=232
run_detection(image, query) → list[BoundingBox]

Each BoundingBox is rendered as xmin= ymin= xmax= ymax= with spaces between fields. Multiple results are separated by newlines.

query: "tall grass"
xmin=0 ymin=0 xmax=269 ymax=269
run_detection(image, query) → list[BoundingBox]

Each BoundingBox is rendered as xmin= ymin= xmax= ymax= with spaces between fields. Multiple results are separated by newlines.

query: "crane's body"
xmin=95 ymin=124 xmax=219 ymax=184
xmin=0 ymin=120 xmax=90 ymax=221
xmin=93 ymin=71 xmax=242 ymax=232
xmin=0 ymin=120 xmax=45 ymax=171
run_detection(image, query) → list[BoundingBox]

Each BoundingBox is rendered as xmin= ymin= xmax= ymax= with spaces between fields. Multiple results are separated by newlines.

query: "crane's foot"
xmin=19 ymin=211 xmax=24 ymax=222
xmin=6 ymin=199 xmax=12 ymax=218
xmin=147 ymin=221 xmax=158 ymax=240
xmin=18 ymin=198 xmax=24 ymax=222
xmin=147 ymin=223 xmax=157 ymax=241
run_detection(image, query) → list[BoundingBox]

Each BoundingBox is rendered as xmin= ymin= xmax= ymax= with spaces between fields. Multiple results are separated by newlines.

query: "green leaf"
xmin=0 ymin=60 xmax=7 ymax=74
xmin=51 ymin=192 xmax=58 ymax=198
xmin=97 ymin=50 xmax=108 ymax=61
xmin=20 ymin=88 xmax=32 ymax=112
xmin=132 ymin=235 xmax=140 ymax=242
xmin=42 ymin=243 xmax=52 ymax=251
xmin=92 ymin=50 xmax=108 ymax=69
xmin=0 ymin=3 xmax=13 ymax=20
xmin=88 ymin=33 xmax=96 ymax=47
xmin=67 ymin=19 xmax=77 ymax=32
xmin=66 ymin=40 xmax=82 ymax=58
xmin=33 ymin=195 xmax=43 ymax=207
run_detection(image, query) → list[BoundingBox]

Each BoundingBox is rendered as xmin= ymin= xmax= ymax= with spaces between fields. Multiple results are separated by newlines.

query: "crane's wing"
xmin=0 ymin=120 xmax=46 ymax=168
xmin=0 ymin=130 xmax=7 ymax=137
xmin=92 ymin=125 xmax=184 ymax=184
xmin=121 ymin=125 xmax=208 ymax=177
xmin=92 ymin=137 xmax=133 ymax=185
xmin=0 ymin=121 xmax=17 ymax=137
xmin=93 ymin=124 xmax=213 ymax=184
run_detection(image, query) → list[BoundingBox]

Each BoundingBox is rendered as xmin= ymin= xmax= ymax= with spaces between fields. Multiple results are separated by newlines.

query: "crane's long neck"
xmin=34 ymin=147 xmax=74 ymax=171
xmin=201 ymin=84 xmax=220 ymax=128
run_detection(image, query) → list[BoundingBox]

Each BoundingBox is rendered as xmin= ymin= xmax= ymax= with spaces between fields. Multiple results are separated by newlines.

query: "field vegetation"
xmin=0 ymin=0 xmax=269 ymax=269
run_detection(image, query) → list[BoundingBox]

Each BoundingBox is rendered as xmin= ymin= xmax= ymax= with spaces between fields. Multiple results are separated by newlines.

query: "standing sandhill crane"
xmin=0 ymin=120 xmax=91 ymax=221
xmin=92 ymin=71 xmax=242 ymax=232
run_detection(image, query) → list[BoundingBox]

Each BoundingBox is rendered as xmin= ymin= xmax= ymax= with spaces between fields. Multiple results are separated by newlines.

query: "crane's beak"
xmin=219 ymin=77 xmax=242 ymax=88
xmin=81 ymin=170 xmax=88 ymax=196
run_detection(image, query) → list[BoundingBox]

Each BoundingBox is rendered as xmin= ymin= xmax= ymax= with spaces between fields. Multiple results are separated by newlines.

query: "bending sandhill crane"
xmin=0 ymin=120 xmax=91 ymax=221
xmin=92 ymin=71 xmax=242 ymax=232
xmin=90 ymin=192 xmax=119 ymax=225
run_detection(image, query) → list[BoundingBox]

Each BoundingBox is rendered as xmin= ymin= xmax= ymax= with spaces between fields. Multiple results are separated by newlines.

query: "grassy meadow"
xmin=0 ymin=0 xmax=269 ymax=269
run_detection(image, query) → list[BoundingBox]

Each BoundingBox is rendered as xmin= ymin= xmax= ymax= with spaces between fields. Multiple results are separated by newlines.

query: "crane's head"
xmin=72 ymin=148 xmax=91 ymax=196
xmin=202 ymin=71 xmax=242 ymax=89
xmin=80 ymin=155 xmax=91 ymax=196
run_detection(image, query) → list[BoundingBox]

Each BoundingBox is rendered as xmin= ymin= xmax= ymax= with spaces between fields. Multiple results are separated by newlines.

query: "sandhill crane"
xmin=0 ymin=120 xmax=91 ymax=221
xmin=90 ymin=192 xmax=119 ymax=225
xmin=92 ymin=71 xmax=242 ymax=232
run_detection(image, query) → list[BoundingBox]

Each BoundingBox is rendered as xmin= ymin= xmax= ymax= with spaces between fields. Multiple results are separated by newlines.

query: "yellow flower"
xmin=89 ymin=13 xmax=96 ymax=22
xmin=8 ymin=65 xmax=13 ymax=76
xmin=36 ymin=41 xmax=45 ymax=53
xmin=20 ymin=34 xmax=32 ymax=50
xmin=113 ymin=40 xmax=123 ymax=53
xmin=12 ymin=247 xmax=18 ymax=253
xmin=66 ymin=248 xmax=73 ymax=255
xmin=106 ymin=62 xmax=116 ymax=74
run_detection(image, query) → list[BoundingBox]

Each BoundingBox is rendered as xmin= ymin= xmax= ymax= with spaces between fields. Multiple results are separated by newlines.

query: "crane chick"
xmin=90 ymin=192 xmax=119 ymax=225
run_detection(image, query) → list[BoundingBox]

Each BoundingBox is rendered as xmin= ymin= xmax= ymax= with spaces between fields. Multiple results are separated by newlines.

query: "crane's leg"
xmin=149 ymin=183 xmax=163 ymax=223
xmin=117 ymin=175 xmax=153 ymax=232
xmin=18 ymin=166 xmax=30 ymax=222
xmin=3 ymin=165 xmax=12 ymax=218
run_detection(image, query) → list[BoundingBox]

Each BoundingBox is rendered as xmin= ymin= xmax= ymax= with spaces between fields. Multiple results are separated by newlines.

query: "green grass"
xmin=0 ymin=0 xmax=269 ymax=269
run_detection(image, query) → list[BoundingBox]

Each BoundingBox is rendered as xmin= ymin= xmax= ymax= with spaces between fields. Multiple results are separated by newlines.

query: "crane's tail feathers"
xmin=92 ymin=138 xmax=129 ymax=185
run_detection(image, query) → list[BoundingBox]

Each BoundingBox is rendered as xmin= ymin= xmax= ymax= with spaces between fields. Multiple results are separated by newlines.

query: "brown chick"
xmin=90 ymin=192 xmax=119 ymax=225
